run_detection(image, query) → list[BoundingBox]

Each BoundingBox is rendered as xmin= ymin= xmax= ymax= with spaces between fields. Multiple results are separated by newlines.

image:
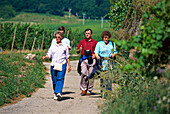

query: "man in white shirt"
xmin=51 ymin=26 xmax=71 ymax=50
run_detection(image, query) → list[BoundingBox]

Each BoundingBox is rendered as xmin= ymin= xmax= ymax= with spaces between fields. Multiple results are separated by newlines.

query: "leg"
xmin=50 ymin=66 xmax=56 ymax=92
xmin=80 ymin=60 xmax=88 ymax=91
xmin=54 ymin=63 xmax=67 ymax=94
xmin=87 ymin=59 xmax=96 ymax=92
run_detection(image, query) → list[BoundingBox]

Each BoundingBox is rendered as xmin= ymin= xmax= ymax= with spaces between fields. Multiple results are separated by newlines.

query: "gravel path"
xmin=0 ymin=61 xmax=102 ymax=114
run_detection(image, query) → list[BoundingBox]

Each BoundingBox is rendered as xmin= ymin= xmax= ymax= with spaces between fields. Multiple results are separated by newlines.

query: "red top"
xmin=77 ymin=38 xmax=97 ymax=55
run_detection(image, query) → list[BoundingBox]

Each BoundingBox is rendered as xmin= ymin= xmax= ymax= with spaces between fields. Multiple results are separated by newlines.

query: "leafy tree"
xmin=4 ymin=0 xmax=111 ymax=18
xmin=0 ymin=1 xmax=16 ymax=19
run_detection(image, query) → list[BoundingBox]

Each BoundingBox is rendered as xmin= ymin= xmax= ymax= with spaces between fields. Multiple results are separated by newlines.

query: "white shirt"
xmin=47 ymin=43 xmax=70 ymax=66
xmin=51 ymin=37 xmax=71 ymax=50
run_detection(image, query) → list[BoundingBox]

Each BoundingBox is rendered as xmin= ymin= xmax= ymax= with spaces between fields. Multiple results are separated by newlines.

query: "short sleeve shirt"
xmin=94 ymin=40 xmax=118 ymax=57
xmin=77 ymin=38 xmax=97 ymax=55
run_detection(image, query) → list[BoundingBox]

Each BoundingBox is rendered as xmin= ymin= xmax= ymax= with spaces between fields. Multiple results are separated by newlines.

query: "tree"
xmin=0 ymin=1 xmax=16 ymax=19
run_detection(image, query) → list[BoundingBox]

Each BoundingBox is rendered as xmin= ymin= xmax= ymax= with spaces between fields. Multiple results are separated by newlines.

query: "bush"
xmin=0 ymin=53 xmax=46 ymax=106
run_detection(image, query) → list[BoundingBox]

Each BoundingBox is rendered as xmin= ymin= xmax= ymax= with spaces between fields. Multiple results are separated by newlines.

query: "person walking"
xmin=51 ymin=26 xmax=71 ymax=50
xmin=94 ymin=30 xmax=118 ymax=93
xmin=77 ymin=29 xmax=97 ymax=96
xmin=43 ymin=31 xmax=71 ymax=101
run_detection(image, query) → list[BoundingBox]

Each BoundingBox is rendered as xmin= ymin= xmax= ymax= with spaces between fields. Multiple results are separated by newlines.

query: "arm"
xmin=110 ymin=42 xmax=118 ymax=58
xmin=94 ymin=42 xmax=100 ymax=60
xmin=65 ymin=46 xmax=71 ymax=72
xmin=42 ymin=54 xmax=49 ymax=60
xmin=68 ymin=39 xmax=71 ymax=50
xmin=77 ymin=42 xmax=82 ymax=54
xmin=42 ymin=46 xmax=52 ymax=60
xmin=95 ymin=53 xmax=100 ymax=60
xmin=67 ymin=59 xmax=71 ymax=72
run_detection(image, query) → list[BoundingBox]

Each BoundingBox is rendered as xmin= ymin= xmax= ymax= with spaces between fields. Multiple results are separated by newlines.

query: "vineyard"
xmin=0 ymin=0 xmax=169 ymax=113
xmin=0 ymin=20 xmax=109 ymax=52
xmin=0 ymin=23 xmax=52 ymax=51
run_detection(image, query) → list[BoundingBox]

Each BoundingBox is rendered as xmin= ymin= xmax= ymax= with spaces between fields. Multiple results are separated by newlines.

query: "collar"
xmin=85 ymin=38 xmax=93 ymax=42
xmin=102 ymin=40 xmax=111 ymax=44
xmin=55 ymin=42 xmax=63 ymax=46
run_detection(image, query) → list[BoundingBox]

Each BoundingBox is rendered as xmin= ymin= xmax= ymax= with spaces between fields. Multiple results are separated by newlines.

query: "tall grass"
xmin=0 ymin=53 xmax=46 ymax=106
xmin=99 ymin=54 xmax=169 ymax=114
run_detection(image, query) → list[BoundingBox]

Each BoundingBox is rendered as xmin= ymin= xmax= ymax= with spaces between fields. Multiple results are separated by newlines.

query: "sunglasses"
xmin=56 ymin=36 xmax=61 ymax=38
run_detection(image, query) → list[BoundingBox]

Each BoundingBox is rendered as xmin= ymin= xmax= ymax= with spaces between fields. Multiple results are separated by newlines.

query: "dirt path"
xmin=0 ymin=61 xmax=102 ymax=114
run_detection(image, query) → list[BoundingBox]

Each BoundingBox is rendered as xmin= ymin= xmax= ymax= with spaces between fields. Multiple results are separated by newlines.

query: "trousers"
xmin=50 ymin=63 xmax=67 ymax=94
xmin=80 ymin=59 xmax=96 ymax=92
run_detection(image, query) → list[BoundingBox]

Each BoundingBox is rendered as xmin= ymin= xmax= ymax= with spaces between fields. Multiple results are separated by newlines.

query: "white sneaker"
xmin=57 ymin=93 xmax=62 ymax=101
xmin=54 ymin=94 xmax=57 ymax=100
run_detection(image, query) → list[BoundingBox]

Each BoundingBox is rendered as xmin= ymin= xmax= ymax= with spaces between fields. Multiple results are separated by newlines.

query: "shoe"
xmin=54 ymin=94 xmax=57 ymax=100
xmin=86 ymin=91 xmax=91 ymax=96
xmin=80 ymin=90 xmax=86 ymax=96
xmin=57 ymin=93 xmax=62 ymax=101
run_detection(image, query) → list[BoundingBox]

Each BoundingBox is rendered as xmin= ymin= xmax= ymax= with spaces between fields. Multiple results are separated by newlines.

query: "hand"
xmin=92 ymin=54 xmax=96 ymax=59
xmin=42 ymin=56 xmax=46 ymax=60
xmin=96 ymin=55 xmax=100 ymax=60
xmin=79 ymin=45 xmax=83 ymax=52
xmin=110 ymin=54 xmax=115 ymax=58
xmin=68 ymin=65 xmax=71 ymax=72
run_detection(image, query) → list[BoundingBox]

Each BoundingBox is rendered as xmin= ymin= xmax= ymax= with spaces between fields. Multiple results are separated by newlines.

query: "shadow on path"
xmin=62 ymin=91 xmax=75 ymax=95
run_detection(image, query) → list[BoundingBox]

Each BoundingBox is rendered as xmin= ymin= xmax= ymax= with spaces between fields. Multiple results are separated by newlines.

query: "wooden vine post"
xmin=11 ymin=26 xmax=17 ymax=51
xmin=67 ymin=30 xmax=69 ymax=39
xmin=22 ymin=27 xmax=29 ymax=52
xmin=31 ymin=31 xmax=38 ymax=52
xmin=41 ymin=31 xmax=45 ymax=51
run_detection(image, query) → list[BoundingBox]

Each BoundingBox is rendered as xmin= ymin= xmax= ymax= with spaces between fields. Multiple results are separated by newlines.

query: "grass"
xmin=0 ymin=52 xmax=46 ymax=106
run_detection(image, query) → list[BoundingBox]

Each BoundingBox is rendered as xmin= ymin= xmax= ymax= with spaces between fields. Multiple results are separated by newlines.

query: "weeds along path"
xmin=0 ymin=61 xmax=102 ymax=114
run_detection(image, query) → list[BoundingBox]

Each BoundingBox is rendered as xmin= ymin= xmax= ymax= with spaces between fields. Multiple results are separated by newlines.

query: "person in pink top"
xmin=77 ymin=29 xmax=97 ymax=96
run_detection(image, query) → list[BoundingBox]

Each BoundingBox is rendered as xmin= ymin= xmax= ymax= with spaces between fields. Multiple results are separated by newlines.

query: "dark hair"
xmin=54 ymin=30 xmax=63 ymax=38
xmin=58 ymin=26 xmax=65 ymax=32
xmin=101 ymin=31 xmax=111 ymax=39
xmin=85 ymin=28 xmax=93 ymax=34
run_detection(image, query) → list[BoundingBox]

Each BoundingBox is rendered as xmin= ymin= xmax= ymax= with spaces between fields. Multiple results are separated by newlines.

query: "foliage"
xmin=0 ymin=1 xmax=16 ymax=19
xmin=101 ymin=59 xmax=169 ymax=114
xmin=116 ymin=0 xmax=170 ymax=76
xmin=1 ymin=0 xmax=110 ymax=19
xmin=109 ymin=0 xmax=162 ymax=38
xmin=0 ymin=53 xmax=46 ymax=106
xmin=0 ymin=23 xmax=52 ymax=50
xmin=0 ymin=18 xmax=110 ymax=52
xmin=101 ymin=0 xmax=170 ymax=113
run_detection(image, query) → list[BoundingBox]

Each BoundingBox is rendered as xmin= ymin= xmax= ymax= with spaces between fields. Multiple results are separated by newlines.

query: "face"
xmin=60 ymin=30 xmax=65 ymax=36
xmin=55 ymin=34 xmax=62 ymax=43
xmin=85 ymin=30 xmax=92 ymax=39
xmin=103 ymin=35 xmax=109 ymax=44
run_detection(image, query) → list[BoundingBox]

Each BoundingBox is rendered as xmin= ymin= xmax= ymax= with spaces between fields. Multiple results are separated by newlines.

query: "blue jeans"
xmin=50 ymin=63 xmax=67 ymax=94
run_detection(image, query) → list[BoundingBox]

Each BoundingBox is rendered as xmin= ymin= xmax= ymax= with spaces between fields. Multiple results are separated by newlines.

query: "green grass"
xmin=0 ymin=53 xmax=46 ymax=106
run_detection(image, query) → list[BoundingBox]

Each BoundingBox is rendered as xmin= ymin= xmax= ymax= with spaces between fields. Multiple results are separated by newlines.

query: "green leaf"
xmin=156 ymin=35 xmax=162 ymax=40
xmin=140 ymin=26 xmax=145 ymax=30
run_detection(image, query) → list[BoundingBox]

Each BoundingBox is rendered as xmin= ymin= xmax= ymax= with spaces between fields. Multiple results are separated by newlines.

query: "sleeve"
xmin=65 ymin=46 xmax=70 ymax=59
xmin=50 ymin=39 xmax=56 ymax=47
xmin=68 ymin=39 xmax=71 ymax=49
xmin=113 ymin=42 xmax=118 ymax=54
xmin=94 ymin=42 xmax=100 ymax=54
xmin=77 ymin=41 xmax=82 ymax=51
xmin=46 ymin=46 xmax=53 ymax=58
